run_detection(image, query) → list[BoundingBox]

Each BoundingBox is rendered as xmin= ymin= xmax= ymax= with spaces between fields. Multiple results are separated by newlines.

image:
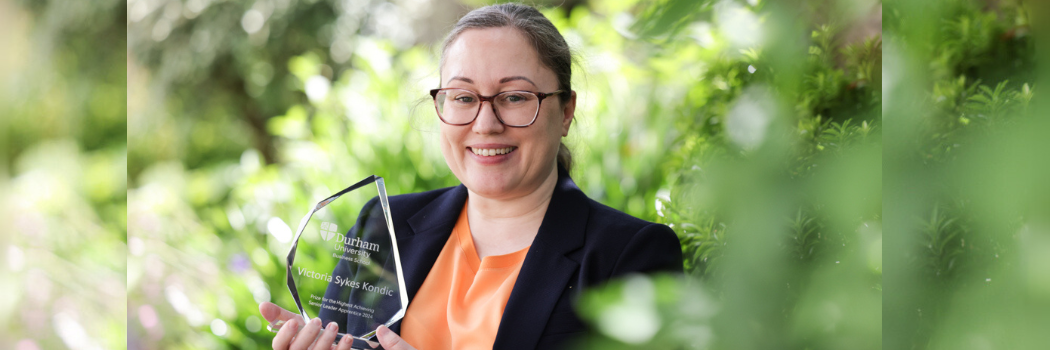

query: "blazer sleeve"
xmin=609 ymin=223 xmax=684 ymax=278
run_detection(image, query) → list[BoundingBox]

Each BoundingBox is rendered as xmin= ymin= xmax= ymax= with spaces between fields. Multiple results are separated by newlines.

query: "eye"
xmin=454 ymin=95 xmax=476 ymax=103
xmin=501 ymin=93 xmax=530 ymax=103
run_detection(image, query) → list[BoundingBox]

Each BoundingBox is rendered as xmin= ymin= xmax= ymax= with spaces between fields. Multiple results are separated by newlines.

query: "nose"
xmin=472 ymin=101 xmax=505 ymax=134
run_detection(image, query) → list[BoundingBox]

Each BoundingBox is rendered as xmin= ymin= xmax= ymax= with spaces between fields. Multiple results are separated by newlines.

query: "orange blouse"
xmin=401 ymin=203 xmax=530 ymax=350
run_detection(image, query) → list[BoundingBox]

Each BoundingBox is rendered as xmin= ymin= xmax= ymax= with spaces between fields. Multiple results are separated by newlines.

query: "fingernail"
xmin=327 ymin=322 xmax=337 ymax=331
xmin=311 ymin=318 xmax=322 ymax=326
xmin=376 ymin=325 xmax=390 ymax=340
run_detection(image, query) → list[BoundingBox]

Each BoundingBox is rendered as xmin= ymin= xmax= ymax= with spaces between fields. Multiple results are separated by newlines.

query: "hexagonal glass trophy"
xmin=284 ymin=175 xmax=407 ymax=348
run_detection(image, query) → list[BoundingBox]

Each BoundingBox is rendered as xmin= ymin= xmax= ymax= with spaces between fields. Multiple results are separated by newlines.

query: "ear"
xmin=560 ymin=91 xmax=576 ymax=137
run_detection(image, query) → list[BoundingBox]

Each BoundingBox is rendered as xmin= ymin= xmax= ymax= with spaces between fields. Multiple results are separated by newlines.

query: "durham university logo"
xmin=320 ymin=222 xmax=338 ymax=241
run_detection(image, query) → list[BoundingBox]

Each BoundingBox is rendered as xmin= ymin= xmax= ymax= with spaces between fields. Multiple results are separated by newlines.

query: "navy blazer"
xmin=377 ymin=167 xmax=683 ymax=350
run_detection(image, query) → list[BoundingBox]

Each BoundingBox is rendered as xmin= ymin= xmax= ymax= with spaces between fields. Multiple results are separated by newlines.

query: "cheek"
xmin=439 ymin=128 xmax=460 ymax=162
xmin=542 ymin=105 xmax=565 ymax=142
xmin=522 ymin=110 xmax=564 ymax=161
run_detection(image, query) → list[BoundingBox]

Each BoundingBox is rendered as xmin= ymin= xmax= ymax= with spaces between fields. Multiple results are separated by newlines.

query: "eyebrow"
xmin=445 ymin=76 xmax=538 ymax=88
xmin=499 ymin=76 xmax=537 ymax=87
xmin=447 ymin=76 xmax=474 ymax=85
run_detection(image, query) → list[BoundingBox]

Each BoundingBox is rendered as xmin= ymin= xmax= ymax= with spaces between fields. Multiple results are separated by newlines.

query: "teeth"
xmin=472 ymin=147 xmax=514 ymax=156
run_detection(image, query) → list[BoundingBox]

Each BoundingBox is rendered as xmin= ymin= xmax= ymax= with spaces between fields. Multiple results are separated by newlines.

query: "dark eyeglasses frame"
xmin=429 ymin=88 xmax=568 ymax=127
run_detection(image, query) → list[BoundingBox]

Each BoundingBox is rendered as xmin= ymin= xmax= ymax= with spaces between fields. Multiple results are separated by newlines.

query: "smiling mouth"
xmin=469 ymin=147 xmax=517 ymax=156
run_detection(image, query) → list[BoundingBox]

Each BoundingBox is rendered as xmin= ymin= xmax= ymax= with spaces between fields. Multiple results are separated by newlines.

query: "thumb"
xmin=376 ymin=325 xmax=416 ymax=350
xmin=258 ymin=301 xmax=301 ymax=323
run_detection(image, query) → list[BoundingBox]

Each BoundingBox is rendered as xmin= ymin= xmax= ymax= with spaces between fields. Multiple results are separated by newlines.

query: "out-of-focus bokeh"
xmin=883 ymin=1 xmax=1049 ymax=349
xmin=4 ymin=0 xmax=1046 ymax=349
xmin=0 ymin=0 xmax=128 ymax=349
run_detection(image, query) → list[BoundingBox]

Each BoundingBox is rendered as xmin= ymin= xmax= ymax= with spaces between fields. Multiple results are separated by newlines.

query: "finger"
xmin=376 ymin=325 xmax=416 ymax=350
xmin=260 ymin=302 xmax=303 ymax=323
xmin=335 ymin=334 xmax=353 ymax=350
xmin=272 ymin=318 xmax=299 ymax=350
xmin=291 ymin=318 xmax=323 ymax=350
xmin=312 ymin=322 xmax=339 ymax=350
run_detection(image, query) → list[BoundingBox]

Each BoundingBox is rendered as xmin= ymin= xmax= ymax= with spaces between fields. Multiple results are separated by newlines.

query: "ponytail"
xmin=556 ymin=142 xmax=572 ymax=172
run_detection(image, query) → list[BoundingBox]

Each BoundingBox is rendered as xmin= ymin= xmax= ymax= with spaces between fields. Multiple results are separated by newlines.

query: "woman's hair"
xmin=439 ymin=3 xmax=576 ymax=172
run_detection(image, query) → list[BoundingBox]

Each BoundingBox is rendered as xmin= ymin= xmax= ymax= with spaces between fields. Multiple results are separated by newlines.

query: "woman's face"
xmin=439 ymin=27 xmax=574 ymax=200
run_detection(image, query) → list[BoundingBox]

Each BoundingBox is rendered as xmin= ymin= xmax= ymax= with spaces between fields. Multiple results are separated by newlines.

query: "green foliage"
xmin=1 ymin=0 xmax=127 ymax=349
xmin=786 ymin=207 xmax=823 ymax=262
xmin=629 ymin=0 xmax=712 ymax=40
xmin=883 ymin=0 xmax=1045 ymax=349
xmin=577 ymin=0 xmax=884 ymax=349
xmin=574 ymin=274 xmax=717 ymax=349
xmin=919 ymin=204 xmax=965 ymax=279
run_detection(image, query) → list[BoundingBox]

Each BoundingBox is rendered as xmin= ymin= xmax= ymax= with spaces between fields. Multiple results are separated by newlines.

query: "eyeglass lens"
xmin=435 ymin=90 xmax=539 ymax=126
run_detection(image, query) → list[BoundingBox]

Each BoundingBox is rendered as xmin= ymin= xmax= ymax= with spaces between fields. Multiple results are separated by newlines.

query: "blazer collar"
xmin=494 ymin=167 xmax=589 ymax=349
xmin=401 ymin=184 xmax=468 ymax=303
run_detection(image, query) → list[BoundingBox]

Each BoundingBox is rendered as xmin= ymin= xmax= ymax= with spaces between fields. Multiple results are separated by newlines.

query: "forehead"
xmin=442 ymin=27 xmax=553 ymax=86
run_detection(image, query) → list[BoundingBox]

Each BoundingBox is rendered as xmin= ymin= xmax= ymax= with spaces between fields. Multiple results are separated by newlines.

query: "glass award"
xmin=284 ymin=176 xmax=408 ymax=348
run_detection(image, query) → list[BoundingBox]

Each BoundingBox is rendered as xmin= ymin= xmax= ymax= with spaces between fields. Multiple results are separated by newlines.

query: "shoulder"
xmin=574 ymin=196 xmax=683 ymax=277
xmin=582 ymin=198 xmax=665 ymax=238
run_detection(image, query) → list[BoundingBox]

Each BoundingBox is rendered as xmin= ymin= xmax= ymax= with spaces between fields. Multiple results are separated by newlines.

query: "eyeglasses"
xmin=429 ymin=88 xmax=565 ymax=127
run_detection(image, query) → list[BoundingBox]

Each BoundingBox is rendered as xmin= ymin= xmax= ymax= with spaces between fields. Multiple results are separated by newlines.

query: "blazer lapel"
xmin=389 ymin=185 xmax=467 ymax=334
xmin=493 ymin=169 xmax=589 ymax=350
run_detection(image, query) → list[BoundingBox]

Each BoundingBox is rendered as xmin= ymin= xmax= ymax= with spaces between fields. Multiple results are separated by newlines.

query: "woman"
xmin=260 ymin=3 xmax=682 ymax=349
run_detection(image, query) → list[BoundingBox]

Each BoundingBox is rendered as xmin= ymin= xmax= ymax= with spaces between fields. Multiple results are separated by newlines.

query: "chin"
xmin=464 ymin=171 xmax=517 ymax=196
xmin=468 ymin=186 xmax=512 ymax=199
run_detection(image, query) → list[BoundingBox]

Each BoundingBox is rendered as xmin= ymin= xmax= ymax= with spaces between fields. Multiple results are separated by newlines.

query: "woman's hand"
xmin=376 ymin=325 xmax=417 ymax=350
xmin=259 ymin=301 xmax=353 ymax=350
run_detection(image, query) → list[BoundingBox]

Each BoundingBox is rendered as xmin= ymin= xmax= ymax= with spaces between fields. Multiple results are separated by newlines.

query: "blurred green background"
xmin=1 ymin=0 xmax=128 ymax=349
xmin=2 ymin=0 xmax=1046 ymax=349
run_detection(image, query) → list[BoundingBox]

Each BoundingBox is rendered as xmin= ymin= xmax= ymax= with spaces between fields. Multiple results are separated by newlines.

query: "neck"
xmin=463 ymin=166 xmax=560 ymax=258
